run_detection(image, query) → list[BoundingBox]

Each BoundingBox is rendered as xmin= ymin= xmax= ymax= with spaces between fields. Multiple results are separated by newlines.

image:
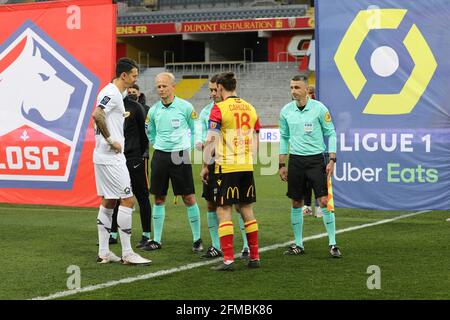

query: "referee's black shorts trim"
xmin=286 ymin=153 xmax=328 ymax=201
xmin=150 ymin=149 xmax=195 ymax=196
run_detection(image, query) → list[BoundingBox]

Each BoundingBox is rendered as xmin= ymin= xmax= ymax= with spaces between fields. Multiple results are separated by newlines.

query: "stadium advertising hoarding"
xmin=316 ymin=0 xmax=450 ymax=210
xmin=0 ymin=0 xmax=116 ymax=207
xmin=116 ymin=16 xmax=314 ymax=36
xmin=259 ymin=128 xmax=280 ymax=143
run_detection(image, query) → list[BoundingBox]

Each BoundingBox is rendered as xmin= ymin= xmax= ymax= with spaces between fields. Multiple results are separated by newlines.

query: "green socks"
xmin=321 ymin=208 xmax=336 ymax=246
xmin=153 ymin=204 xmax=201 ymax=244
xmin=290 ymin=206 xmax=336 ymax=247
xmin=207 ymin=211 xmax=220 ymax=250
xmin=153 ymin=204 xmax=165 ymax=244
xmin=110 ymin=232 xmax=118 ymax=240
xmin=142 ymin=232 xmax=150 ymax=239
xmin=187 ymin=204 xmax=201 ymax=242
xmin=238 ymin=214 xmax=249 ymax=250
xmin=291 ymin=207 xmax=304 ymax=248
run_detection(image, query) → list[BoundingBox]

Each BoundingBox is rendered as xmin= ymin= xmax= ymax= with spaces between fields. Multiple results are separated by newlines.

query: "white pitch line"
xmin=31 ymin=210 xmax=431 ymax=300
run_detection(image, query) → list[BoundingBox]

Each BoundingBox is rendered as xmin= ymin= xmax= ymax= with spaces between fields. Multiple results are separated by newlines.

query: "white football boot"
xmin=97 ymin=251 xmax=122 ymax=264
xmin=302 ymin=205 xmax=313 ymax=216
xmin=122 ymin=252 xmax=152 ymax=266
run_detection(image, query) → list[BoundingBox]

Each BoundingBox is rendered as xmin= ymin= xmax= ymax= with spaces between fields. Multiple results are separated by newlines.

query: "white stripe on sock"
xmin=118 ymin=206 xmax=133 ymax=257
xmin=97 ymin=205 xmax=113 ymax=257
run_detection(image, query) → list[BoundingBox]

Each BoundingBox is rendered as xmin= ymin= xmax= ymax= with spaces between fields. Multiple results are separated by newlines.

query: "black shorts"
xmin=202 ymin=163 xmax=216 ymax=202
xmin=214 ymin=170 xmax=256 ymax=206
xmin=287 ymin=153 xmax=328 ymax=200
xmin=150 ymin=149 xmax=195 ymax=196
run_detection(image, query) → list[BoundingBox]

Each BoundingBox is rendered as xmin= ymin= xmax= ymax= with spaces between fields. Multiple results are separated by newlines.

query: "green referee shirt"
xmin=147 ymin=96 xmax=197 ymax=152
xmin=279 ymin=98 xmax=337 ymax=155
xmin=195 ymin=101 xmax=214 ymax=145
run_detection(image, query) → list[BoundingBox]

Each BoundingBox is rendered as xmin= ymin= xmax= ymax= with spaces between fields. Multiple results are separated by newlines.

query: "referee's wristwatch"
xmin=329 ymin=157 xmax=337 ymax=163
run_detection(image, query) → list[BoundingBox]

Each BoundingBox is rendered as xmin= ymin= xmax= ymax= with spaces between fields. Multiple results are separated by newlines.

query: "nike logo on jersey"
xmin=133 ymin=164 xmax=141 ymax=169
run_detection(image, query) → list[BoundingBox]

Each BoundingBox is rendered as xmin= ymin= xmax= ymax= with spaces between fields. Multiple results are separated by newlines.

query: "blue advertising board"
xmin=316 ymin=0 xmax=450 ymax=210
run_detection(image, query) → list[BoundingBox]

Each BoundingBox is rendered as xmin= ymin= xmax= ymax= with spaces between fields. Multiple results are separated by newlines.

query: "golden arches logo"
xmin=226 ymin=187 xmax=239 ymax=199
xmin=246 ymin=185 xmax=254 ymax=198
xmin=334 ymin=9 xmax=437 ymax=115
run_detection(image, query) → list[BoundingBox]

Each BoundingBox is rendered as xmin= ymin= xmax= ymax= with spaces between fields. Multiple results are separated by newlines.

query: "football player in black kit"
xmin=110 ymin=91 xmax=152 ymax=248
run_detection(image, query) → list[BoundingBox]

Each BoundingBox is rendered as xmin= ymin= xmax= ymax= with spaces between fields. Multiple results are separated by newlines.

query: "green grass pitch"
xmin=0 ymin=151 xmax=449 ymax=300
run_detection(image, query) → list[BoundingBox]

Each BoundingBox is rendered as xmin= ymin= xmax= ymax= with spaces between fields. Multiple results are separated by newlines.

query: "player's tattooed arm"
xmin=92 ymin=107 xmax=111 ymax=139
xmin=92 ymin=107 xmax=122 ymax=153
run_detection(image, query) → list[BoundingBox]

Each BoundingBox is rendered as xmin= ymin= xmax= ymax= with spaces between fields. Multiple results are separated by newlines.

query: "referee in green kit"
xmin=278 ymin=75 xmax=341 ymax=258
xmin=143 ymin=72 xmax=203 ymax=253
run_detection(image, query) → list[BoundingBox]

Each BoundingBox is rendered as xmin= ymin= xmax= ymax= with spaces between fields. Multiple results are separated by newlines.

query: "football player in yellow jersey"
xmin=201 ymin=72 xmax=261 ymax=271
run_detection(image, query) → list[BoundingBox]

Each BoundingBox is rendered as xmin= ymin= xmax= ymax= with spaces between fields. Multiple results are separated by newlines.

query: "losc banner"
xmin=0 ymin=0 xmax=116 ymax=207
xmin=316 ymin=0 xmax=450 ymax=210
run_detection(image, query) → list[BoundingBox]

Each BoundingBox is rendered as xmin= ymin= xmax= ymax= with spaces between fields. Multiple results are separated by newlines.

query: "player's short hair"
xmin=217 ymin=72 xmax=236 ymax=91
xmin=130 ymin=83 xmax=140 ymax=91
xmin=116 ymin=58 xmax=139 ymax=78
xmin=291 ymin=75 xmax=308 ymax=84
xmin=210 ymin=74 xmax=219 ymax=83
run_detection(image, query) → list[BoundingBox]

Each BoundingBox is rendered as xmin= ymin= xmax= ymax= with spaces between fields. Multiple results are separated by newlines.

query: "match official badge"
xmin=304 ymin=123 xmax=313 ymax=134
xmin=191 ymin=110 xmax=197 ymax=119
xmin=171 ymin=118 xmax=180 ymax=129
xmin=324 ymin=112 xmax=332 ymax=122
xmin=0 ymin=20 xmax=99 ymax=189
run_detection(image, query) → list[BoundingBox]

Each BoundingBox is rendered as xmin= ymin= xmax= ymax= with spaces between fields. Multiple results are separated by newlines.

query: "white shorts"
xmin=94 ymin=163 xmax=133 ymax=199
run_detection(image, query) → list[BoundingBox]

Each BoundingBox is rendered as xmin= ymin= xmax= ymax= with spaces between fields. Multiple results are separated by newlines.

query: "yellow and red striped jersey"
xmin=209 ymin=96 xmax=260 ymax=173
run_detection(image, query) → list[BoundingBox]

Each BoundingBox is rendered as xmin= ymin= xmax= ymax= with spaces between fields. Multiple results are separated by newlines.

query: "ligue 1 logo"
xmin=0 ymin=20 xmax=99 ymax=189
xmin=334 ymin=9 xmax=437 ymax=115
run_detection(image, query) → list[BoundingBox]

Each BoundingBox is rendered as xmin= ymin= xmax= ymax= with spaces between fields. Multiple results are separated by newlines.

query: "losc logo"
xmin=0 ymin=20 xmax=99 ymax=189
xmin=334 ymin=9 xmax=437 ymax=115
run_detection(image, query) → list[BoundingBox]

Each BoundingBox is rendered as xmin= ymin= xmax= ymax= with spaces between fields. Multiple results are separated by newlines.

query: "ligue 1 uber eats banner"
xmin=316 ymin=0 xmax=450 ymax=210
xmin=0 ymin=0 xmax=116 ymax=207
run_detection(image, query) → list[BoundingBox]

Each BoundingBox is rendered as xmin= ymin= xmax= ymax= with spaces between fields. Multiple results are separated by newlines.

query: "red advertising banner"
xmin=0 ymin=0 xmax=116 ymax=207
xmin=267 ymin=30 xmax=313 ymax=66
xmin=116 ymin=16 xmax=314 ymax=36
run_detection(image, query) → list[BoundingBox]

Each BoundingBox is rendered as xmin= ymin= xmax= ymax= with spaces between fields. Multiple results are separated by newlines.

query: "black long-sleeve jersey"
xmin=123 ymin=96 xmax=149 ymax=160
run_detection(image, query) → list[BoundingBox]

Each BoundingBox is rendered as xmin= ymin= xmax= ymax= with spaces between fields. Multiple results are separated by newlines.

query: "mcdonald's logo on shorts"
xmin=226 ymin=186 xmax=239 ymax=199
xmin=246 ymin=185 xmax=254 ymax=198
